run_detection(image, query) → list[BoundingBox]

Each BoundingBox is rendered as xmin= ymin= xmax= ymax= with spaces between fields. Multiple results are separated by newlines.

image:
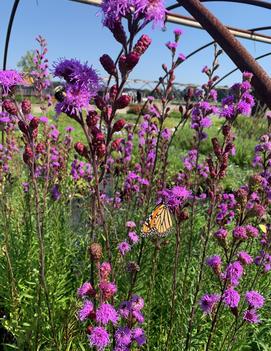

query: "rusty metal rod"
xmin=167 ymin=0 xmax=271 ymax=11
xmin=177 ymin=0 xmax=271 ymax=108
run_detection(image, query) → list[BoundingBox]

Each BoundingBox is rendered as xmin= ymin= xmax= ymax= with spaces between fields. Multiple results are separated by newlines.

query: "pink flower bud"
xmin=115 ymin=95 xmax=130 ymax=110
xmin=95 ymin=132 xmax=105 ymax=143
xmin=3 ymin=99 xmax=17 ymax=115
xmin=30 ymin=117 xmax=39 ymax=130
xmin=111 ymin=138 xmax=122 ymax=150
xmin=133 ymin=35 xmax=152 ymax=56
xmin=112 ymin=119 xmax=126 ymax=133
xmin=126 ymin=52 xmax=140 ymax=71
xmin=95 ymin=96 xmax=106 ymax=111
xmin=74 ymin=142 xmax=88 ymax=158
xmin=110 ymin=85 xmax=118 ymax=100
xmin=110 ymin=22 xmax=127 ymax=46
xmin=21 ymin=99 xmax=31 ymax=114
xmin=100 ymin=54 xmax=117 ymax=76
xmin=18 ymin=121 xmax=28 ymax=134
xmin=96 ymin=143 xmax=106 ymax=158
xmin=86 ymin=111 xmax=99 ymax=127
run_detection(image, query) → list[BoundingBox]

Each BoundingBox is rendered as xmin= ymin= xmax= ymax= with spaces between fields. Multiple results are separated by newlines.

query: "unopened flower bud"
xmin=111 ymin=138 xmax=122 ymax=150
xmin=89 ymin=243 xmax=102 ymax=261
xmin=212 ymin=138 xmax=222 ymax=158
xmin=100 ymin=54 xmax=117 ymax=76
xmin=112 ymin=119 xmax=126 ymax=133
xmin=18 ymin=120 xmax=28 ymax=134
xmin=118 ymin=55 xmax=127 ymax=76
xmin=110 ymin=85 xmax=118 ymax=100
xmin=115 ymin=95 xmax=130 ymax=110
xmin=96 ymin=143 xmax=106 ymax=158
xmin=222 ymin=125 xmax=231 ymax=137
xmin=95 ymin=132 xmax=105 ymax=143
xmin=3 ymin=99 xmax=17 ymax=115
xmin=110 ymin=21 xmax=127 ymax=47
xmin=36 ymin=142 xmax=45 ymax=154
xmin=86 ymin=111 xmax=99 ymax=127
xmin=86 ymin=326 xmax=93 ymax=335
xmin=95 ymin=96 xmax=106 ymax=111
xmin=30 ymin=117 xmax=39 ymax=130
xmin=21 ymin=99 xmax=31 ymax=114
xmin=133 ymin=35 xmax=152 ymax=56
xmin=23 ymin=145 xmax=33 ymax=164
xmin=74 ymin=142 xmax=88 ymax=158
xmin=126 ymin=52 xmax=140 ymax=71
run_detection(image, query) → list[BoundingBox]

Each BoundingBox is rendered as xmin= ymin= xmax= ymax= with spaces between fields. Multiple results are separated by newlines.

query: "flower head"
xmin=89 ymin=326 xmax=110 ymax=350
xmin=99 ymin=281 xmax=117 ymax=300
xmin=53 ymin=58 xmax=100 ymax=92
xmin=224 ymin=261 xmax=243 ymax=286
xmin=126 ymin=221 xmax=136 ymax=229
xmin=245 ymin=291 xmax=265 ymax=309
xmin=115 ymin=327 xmax=132 ymax=346
xmin=78 ymin=300 xmax=94 ymax=321
xmin=130 ymin=295 xmax=144 ymax=311
xmin=132 ymin=327 xmax=146 ymax=346
xmin=0 ymin=70 xmax=25 ymax=95
xmin=100 ymin=262 xmax=112 ymax=281
xmin=96 ymin=303 xmax=119 ymax=325
xmin=118 ymin=241 xmax=131 ymax=256
xmin=238 ymin=251 xmax=253 ymax=265
xmin=243 ymin=309 xmax=259 ymax=324
xmin=199 ymin=294 xmax=220 ymax=314
xmin=128 ymin=231 xmax=139 ymax=244
xmin=77 ymin=282 xmax=95 ymax=298
xmin=223 ymin=288 xmax=240 ymax=308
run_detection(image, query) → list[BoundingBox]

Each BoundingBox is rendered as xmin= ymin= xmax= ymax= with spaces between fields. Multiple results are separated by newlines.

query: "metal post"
xmin=178 ymin=0 xmax=271 ymax=108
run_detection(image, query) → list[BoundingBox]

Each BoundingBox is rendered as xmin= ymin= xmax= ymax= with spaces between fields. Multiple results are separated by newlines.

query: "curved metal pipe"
xmin=177 ymin=0 xmax=271 ymax=108
xmin=167 ymin=0 xmax=271 ymax=11
xmin=3 ymin=0 xmax=21 ymax=70
xmin=213 ymin=51 xmax=271 ymax=87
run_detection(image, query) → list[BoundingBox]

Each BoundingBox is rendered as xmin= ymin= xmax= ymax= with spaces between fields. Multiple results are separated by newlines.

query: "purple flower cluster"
xmin=220 ymin=72 xmax=255 ymax=121
xmin=53 ymin=58 xmax=100 ymax=115
xmin=0 ymin=70 xmax=25 ymax=95
xmin=77 ymin=262 xmax=145 ymax=350
xmin=160 ymin=185 xmax=191 ymax=210
xmin=191 ymin=101 xmax=217 ymax=140
xmin=101 ymin=0 xmax=166 ymax=28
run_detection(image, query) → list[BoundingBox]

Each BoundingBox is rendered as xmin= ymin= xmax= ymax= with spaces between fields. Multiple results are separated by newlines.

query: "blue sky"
xmin=1 ymin=0 xmax=271 ymax=87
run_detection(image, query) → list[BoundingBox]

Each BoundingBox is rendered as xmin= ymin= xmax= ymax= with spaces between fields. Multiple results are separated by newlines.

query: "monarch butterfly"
xmin=141 ymin=203 xmax=173 ymax=237
xmin=22 ymin=73 xmax=34 ymax=85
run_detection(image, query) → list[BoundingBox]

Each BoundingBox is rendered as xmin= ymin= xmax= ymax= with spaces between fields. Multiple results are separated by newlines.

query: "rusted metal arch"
xmin=213 ymin=51 xmax=271 ymax=87
xmin=175 ymin=0 xmax=271 ymax=109
xmin=3 ymin=0 xmax=21 ymax=70
xmin=167 ymin=0 xmax=271 ymax=11
xmin=182 ymin=25 xmax=271 ymax=63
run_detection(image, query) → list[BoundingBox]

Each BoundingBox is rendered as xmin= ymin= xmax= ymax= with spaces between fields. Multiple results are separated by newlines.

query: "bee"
xmin=54 ymin=86 xmax=66 ymax=102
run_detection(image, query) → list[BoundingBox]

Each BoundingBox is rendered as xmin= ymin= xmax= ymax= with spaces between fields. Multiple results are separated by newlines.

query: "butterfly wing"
xmin=154 ymin=204 xmax=173 ymax=237
xmin=141 ymin=204 xmax=173 ymax=237
xmin=259 ymin=224 xmax=267 ymax=234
